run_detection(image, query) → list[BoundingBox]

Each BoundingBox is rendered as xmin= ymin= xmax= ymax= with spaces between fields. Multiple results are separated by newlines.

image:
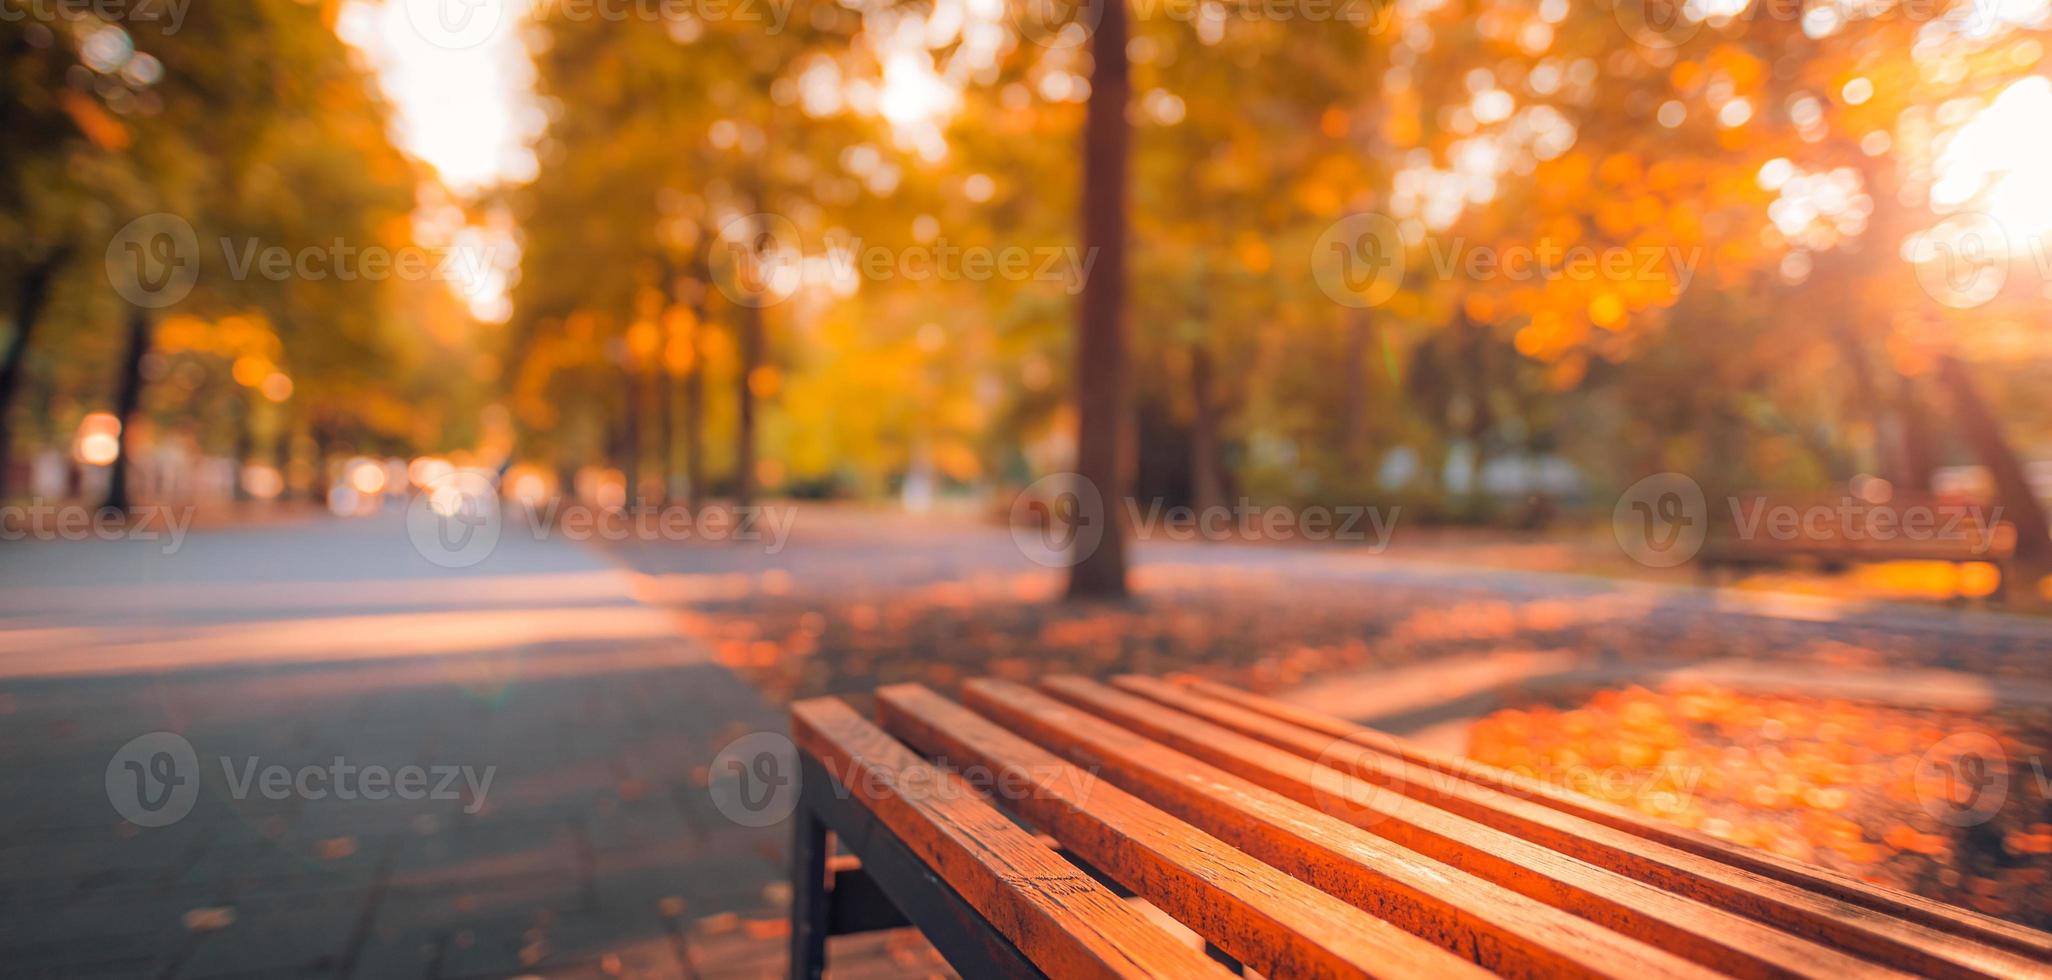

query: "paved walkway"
xmin=8 ymin=504 xmax=2051 ymax=978
xmin=0 ymin=509 xmax=807 ymax=979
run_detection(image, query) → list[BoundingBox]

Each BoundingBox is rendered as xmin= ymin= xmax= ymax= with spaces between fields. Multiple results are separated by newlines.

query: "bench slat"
xmin=959 ymin=678 xmax=1726 ymax=980
xmin=791 ymin=753 xmax=1042 ymax=977
xmin=1047 ymin=676 xmax=1914 ymax=980
xmin=1166 ymin=675 xmax=2052 ymax=972
xmin=874 ymin=683 xmax=1486 ymax=980
xmin=790 ymin=697 xmax=1230 ymax=980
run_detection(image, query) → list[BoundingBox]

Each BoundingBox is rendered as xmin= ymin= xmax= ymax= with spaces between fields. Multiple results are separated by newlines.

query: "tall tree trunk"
xmin=653 ymin=351 xmax=672 ymax=506
xmin=102 ymin=306 xmax=151 ymax=514
xmin=1895 ymin=369 xmax=1935 ymax=494
xmin=1188 ymin=341 xmax=1222 ymax=517
xmin=683 ymin=306 xmax=706 ymax=516
xmin=735 ymin=303 xmax=761 ymax=509
xmin=1343 ymin=308 xmax=1375 ymax=469
xmin=1938 ymin=354 xmax=2050 ymax=560
xmin=620 ymin=362 xmax=642 ymax=511
xmin=0 ymin=246 xmax=71 ymax=497
xmin=273 ymin=422 xmax=294 ymax=502
xmin=1064 ymin=0 xmax=1132 ymax=599
xmin=1831 ymin=319 xmax=1901 ymax=484
xmin=232 ymin=392 xmax=254 ymax=503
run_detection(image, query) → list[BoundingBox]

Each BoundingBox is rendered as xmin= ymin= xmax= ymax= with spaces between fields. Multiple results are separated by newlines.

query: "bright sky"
xmin=335 ymin=1 xmax=538 ymax=322
xmin=336 ymin=0 xmax=539 ymax=191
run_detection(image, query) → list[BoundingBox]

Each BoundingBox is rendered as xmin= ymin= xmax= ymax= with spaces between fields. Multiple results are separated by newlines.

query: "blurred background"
xmin=7 ymin=0 xmax=2052 ymax=975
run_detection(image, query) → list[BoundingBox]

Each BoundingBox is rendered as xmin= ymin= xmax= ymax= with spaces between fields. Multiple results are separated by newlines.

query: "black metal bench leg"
xmin=1203 ymin=940 xmax=1243 ymax=975
xmin=788 ymin=804 xmax=830 ymax=980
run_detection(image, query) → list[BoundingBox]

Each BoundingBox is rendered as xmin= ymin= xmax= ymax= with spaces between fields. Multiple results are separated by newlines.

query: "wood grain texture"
xmin=789 ymin=696 xmax=1229 ymax=980
xmin=1043 ymin=675 xmax=1922 ymax=980
xmin=958 ymin=678 xmax=1727 ymax=980
xmin=873 ymin=683 xmax=1487 ymax=980
xmin=1129 ymin=676 xmax=2052 ymax=980
xmin=1173 ymin=674 xmax=2052 ymax=966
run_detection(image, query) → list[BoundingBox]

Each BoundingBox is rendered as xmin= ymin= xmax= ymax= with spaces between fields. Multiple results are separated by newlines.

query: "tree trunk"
xmin=232 ymin=392 xmax=254 ymax=503
xmin=1831 ymin=319 xmax=1901 ymax=484
xmin=273 ymin=422 xmax=294 ymax=502
xmin=0 ymin=246 xmax=70 ymax=497
xmin=1343 ymin=308 xmax=1374 ymax=469
xmin=1188 ymin=342 xmax=1222 ymax=517
xmin=653 ymin=351 xmax=672 ymax=507
xmin=620 ymin=362 xmax=643 ymax=511
xmin=1895 ymin=369 xmax=1935 ymax=494
xmin=1065 ymin=0 xmax=1133 ymax=599
xmin=683 ymin=308 xmax=706 ymax=515
xmin=1938 ymin=354 xmax=2050 ymax=560
xmin=735 ymin=302 xmax=761 ymax=510
xmin=102 ymin=306 xmax=151 ymax=514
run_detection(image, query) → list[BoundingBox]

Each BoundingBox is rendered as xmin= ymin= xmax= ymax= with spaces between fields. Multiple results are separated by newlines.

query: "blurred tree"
xmin=1067 ymin=0 xmax=1133 ymax=597
xmin=3 ymin=1 xmax=432 ymax=510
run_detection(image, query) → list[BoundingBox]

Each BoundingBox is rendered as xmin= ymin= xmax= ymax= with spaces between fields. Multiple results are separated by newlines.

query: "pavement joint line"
xmin=332 ymin=832 xmax=400 ymax=980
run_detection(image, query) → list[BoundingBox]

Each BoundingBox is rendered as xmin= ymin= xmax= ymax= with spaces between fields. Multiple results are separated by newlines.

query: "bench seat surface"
xmin=790 ymin=675 xmax=2052 ymax=979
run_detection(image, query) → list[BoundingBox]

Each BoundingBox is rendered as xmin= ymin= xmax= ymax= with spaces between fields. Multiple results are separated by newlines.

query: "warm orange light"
xmin=509 ymin=470 xmax=550 ymax=505
xmin=260 ymin=373 xmax=294 ymax=403
xmin=232 ymin=355 xmax=272 ymax=387
xmin=408 ymin=456 xmax=454 ymax=489
xmin=74 ymin=412 xmax=123 ymax=466
xmin=346 ymin=458 xmax=387 ymax=495
xmin=77 ymin=433 xmax=120 ymax=467
xmin=241 ymin=464 xmax=284 ymax=500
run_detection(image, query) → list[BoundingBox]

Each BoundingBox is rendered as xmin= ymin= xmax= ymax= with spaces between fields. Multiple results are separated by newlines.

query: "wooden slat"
xmin=874 ymin=683 xmax=1487 ymax=980
xmin=790 ymin=697 xmax=1229 ymax=980
xmin=1173 ymin=674 xmax=2052 ymax=964
xmin=1130 ymin=676 xmax=2052 ymax=979
xmin=794 ymin=751 xmax=1042 ymax=976
xmin=958 ymin=678 xmax=1726 ymax=980
xmin=1042 ymin=675 xmax=1916 ymax=980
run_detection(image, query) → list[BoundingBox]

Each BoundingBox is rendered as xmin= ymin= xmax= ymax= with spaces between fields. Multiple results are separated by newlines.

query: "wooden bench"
xmin=1698 ymin=492 xmax=2016 ymax=601
xmin=787 ymin=675 xmax=2052 ymax=978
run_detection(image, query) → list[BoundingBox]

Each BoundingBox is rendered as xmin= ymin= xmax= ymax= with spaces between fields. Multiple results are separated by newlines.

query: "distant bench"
xmin=1699 ymin=493 xmax=2017 ymax=601
xmin=786 ymin=674 xmax=2052 ymax=978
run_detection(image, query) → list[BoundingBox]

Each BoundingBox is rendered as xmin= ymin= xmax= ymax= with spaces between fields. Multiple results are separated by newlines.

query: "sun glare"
xmin=336 ymin=1 xmax=536 ymax=324
xmin=1931 ymin=76 xmax=2052 ymax=233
